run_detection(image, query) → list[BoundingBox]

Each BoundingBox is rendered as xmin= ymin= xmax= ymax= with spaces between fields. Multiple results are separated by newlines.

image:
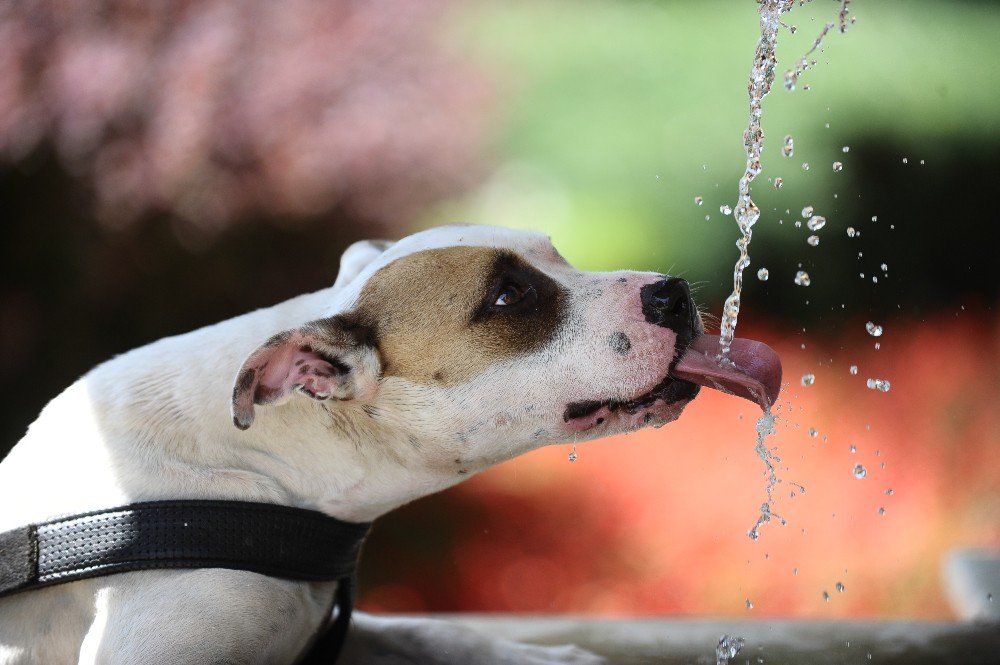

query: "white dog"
xmin=0 ymin=225 xmax=780 ymax=664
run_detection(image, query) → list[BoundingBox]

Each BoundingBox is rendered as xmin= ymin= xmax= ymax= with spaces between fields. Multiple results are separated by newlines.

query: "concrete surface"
xmin=439 ymin=615 xmax=1000 ymax=664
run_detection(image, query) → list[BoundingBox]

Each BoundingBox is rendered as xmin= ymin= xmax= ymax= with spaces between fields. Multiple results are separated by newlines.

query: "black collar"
xmin=0 ymin=500 xmax=371 ymax=662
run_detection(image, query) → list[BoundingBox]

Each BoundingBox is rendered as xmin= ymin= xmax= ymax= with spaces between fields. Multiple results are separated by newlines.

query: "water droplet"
xmin=842 ymin=146 xmax=850 ymax=153
xmin=807 ymin=215 xmax=826 ymax=231
xmin=793 ymin=567 xmax=798 ymax=576
xmin=801 ymin=373 xmax=815 ymax=386
xmin=849 ymin=365 xmax=858 ymax=375
xmin=866 ymin=321 xmax=883 ymax=337
xmin=871 ymin=215 xmax=878 ymax=222
xmin=872 ymin=276 xmax=878 ymax=284
xmin=794 ymin=220 xmax=802 ymax=228
xmin=794 ymin=271 xmax=811 ymax=286
xmin=808 ymin=427 xmax=818 ymax=437
xmin=745 ymin=598 xmax=754 ymax=610
xmin=695 ymin=196 xmax=704 ymax=205
xmin=823 ymin=591 xmax=831 ymax=602
xmin=832 ymin=161 xmax=843 ymax=172
xmin=757 ymin=267 xmax=770 ymax=281
xmin=880 ymin=263 xmax=888 ymax=271
xmin=878 ymin=507 xmax=886 ymax=515
xmin=836 ymin=582 xmax=845 ymax=593
xmin=885 ymin=488 xmax=894 ymax=495
xmin=782 ymin=135 xmax=794 ymax=158
xmin=846 ymin=226 xmax=856 ymax=237
xmin=774 ymin=177 xmax=784 ymax=189
xmin=720 ymin=204 xmax=733 ymax=215
xmin=568 ymin=446 xmax=578 ymax=462
xmin=801 ymin=206 xmax=814 ymax=218
xmin=987 ymin=593 xmax=993 ymax=602
xmin=807 ymin=235 xmax=820 ymax=246
xmin=874 ymin=342 xmax=881 ymax=350
xmin=866 ymin=378 xmax=891 ymax=392
xmin=902 ymin=157 xmax=908 ymax=164
xmin=849 ymin=445 xmax=856 ymax=453
xmin=853 ymin=464 xmax=867 ymax=479
xmin=802 ymin=162 xmax=810 ymax=171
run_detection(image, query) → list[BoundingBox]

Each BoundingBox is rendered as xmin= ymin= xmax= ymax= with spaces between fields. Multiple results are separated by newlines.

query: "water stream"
xmin=716 ymin=0 xmax=795 ymax=543
xmin=718 ymin=0 xmax=850 ymax=541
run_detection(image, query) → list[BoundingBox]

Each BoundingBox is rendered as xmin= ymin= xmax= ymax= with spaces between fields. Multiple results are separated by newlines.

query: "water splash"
xmin=783 ymin=0 xmax=851 ymax=91
xmin=747 ymin=410 xmax=786 ymax=540
xmin=717 ymin=0 xmax=794 ymax=361
xmin=716 ymin=635 xmax=745 ymax=665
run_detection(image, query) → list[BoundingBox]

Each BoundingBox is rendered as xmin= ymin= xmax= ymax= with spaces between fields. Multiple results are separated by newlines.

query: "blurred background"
xmin=1 ymin=0 xmax=997 ymax=619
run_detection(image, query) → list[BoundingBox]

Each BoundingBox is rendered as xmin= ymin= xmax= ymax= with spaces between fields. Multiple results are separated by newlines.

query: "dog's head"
xmin=231 ymin=225 xmax=780 ymax=473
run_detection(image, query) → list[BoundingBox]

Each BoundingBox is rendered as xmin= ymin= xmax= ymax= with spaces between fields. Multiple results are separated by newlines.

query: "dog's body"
xmin=0 ymin=225 xmax=779 ymax=664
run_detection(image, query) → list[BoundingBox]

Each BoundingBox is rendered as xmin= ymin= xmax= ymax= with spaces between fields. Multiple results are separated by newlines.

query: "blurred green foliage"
xmin=429 ymin=0 xmax=1000 ymax=316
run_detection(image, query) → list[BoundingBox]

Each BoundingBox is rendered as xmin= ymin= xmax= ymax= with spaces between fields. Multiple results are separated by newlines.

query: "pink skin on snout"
xmin=562 ymin=274 xmax=697 ymax=435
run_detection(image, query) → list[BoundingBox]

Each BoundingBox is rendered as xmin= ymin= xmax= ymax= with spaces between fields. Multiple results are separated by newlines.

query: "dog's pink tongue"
xmin=672 ymin=335 xmax=782 ymax=409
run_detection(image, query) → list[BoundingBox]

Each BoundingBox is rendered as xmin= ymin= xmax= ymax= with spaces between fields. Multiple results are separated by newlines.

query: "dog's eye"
xmin=494 ymin=282 xmax=531 ymax=307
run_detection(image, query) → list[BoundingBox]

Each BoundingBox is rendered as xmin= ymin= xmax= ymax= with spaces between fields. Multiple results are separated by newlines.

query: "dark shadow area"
xmin=745 ymin=138 xmax=999 ymax=333
xmin=0 ymin=146 xmax=380 ymax=459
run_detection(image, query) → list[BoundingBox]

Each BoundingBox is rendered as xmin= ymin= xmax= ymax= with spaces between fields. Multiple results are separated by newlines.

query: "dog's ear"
xmin=230 ymin=316 xmax=380 ymax=430
xmin=333 ymin=239 xmax=394 ymax=290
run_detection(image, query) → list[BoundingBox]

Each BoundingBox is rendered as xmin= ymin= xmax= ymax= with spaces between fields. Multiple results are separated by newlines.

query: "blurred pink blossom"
xmin=0 ymin=0 xmax=492 ymax=231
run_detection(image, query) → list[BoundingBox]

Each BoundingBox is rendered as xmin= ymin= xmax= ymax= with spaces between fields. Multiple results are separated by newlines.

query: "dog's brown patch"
xmin=348 ymin=246 xmax=567 ymax=385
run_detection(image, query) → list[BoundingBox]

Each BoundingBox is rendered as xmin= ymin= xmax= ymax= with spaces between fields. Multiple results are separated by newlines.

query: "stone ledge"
xmin=434 ymin=615 xmax=1000 ymax=664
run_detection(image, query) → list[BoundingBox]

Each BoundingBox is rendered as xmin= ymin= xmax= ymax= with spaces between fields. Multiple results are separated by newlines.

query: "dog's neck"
xmin=0 ymin=288 xmax=468 ymax=528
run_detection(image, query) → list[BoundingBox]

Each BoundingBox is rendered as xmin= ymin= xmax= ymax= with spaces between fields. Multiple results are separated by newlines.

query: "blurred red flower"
xmin=360 ymin=312 xmax=1000 ymax=618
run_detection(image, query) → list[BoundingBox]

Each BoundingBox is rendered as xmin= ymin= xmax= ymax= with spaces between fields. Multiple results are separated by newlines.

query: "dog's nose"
xmin=640 ymin=277 xmax=695 ymax=330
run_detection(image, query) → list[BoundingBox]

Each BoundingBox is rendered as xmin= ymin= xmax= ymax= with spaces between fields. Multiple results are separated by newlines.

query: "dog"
xmin=0 ymin=224 xmax=780 ymax=664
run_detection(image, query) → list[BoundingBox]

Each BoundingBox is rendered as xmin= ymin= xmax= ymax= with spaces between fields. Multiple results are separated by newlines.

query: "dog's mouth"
xmin=562 ymin=334 xmax=782 ymax=434
xmin=562 ymin=374 xmax=700 ymax=433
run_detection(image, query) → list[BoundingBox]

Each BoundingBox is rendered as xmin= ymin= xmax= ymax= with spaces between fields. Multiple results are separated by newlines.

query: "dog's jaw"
xmin=562 ymin=375 xmax=700 ymax=435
